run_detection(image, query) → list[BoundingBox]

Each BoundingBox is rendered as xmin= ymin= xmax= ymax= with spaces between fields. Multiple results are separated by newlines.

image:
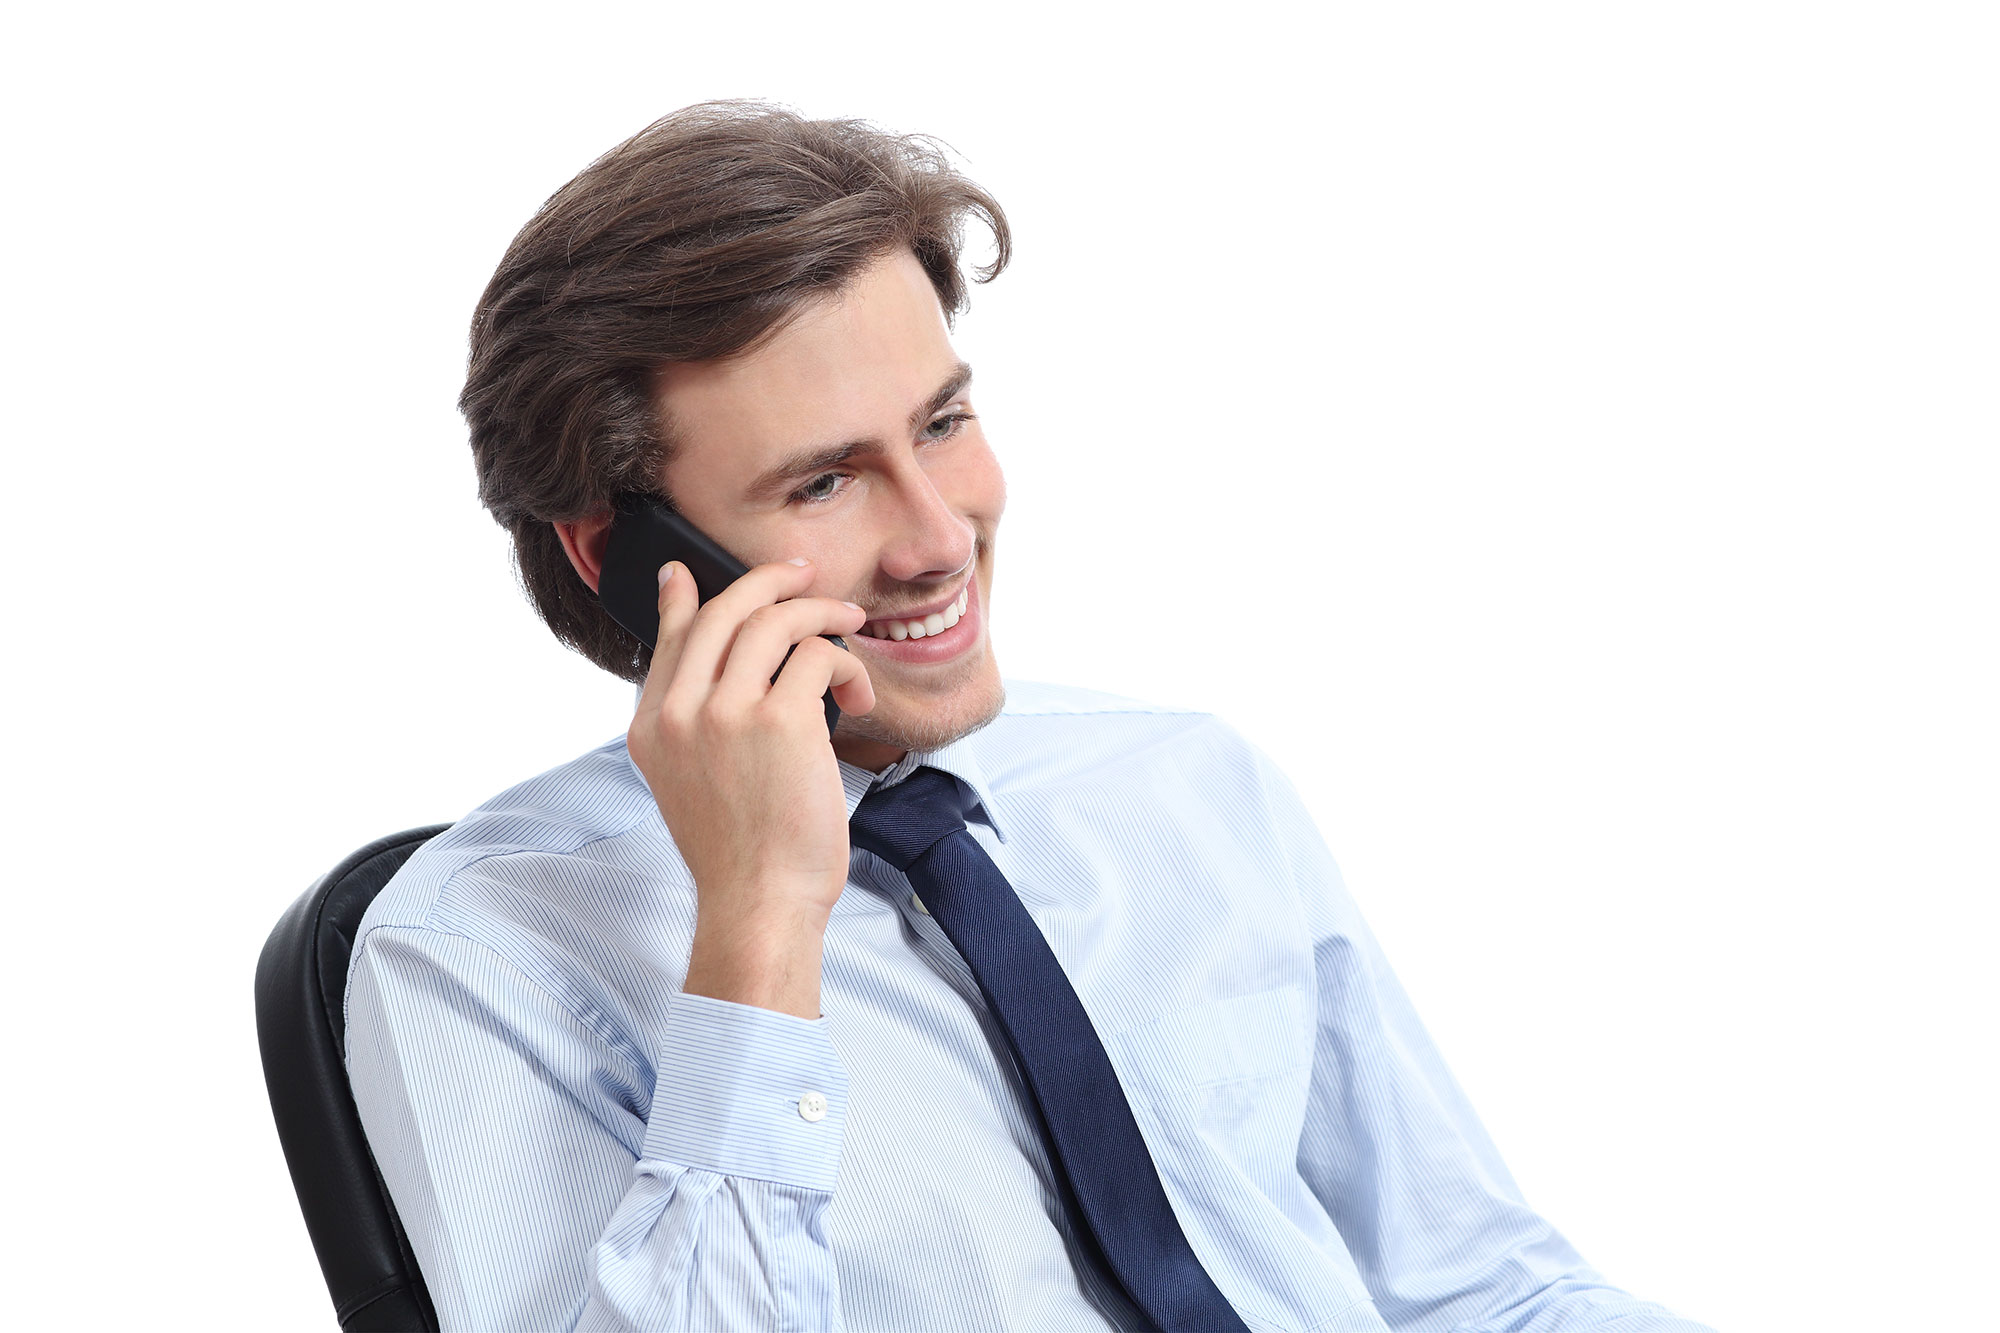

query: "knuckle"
xmin=652 ymin=698 xmax=696 ymax=741
xmin=699 ymin=695 xmax=751 ymax=734
xmin=789 ymin=636 xmax=835 ymax=668
xmin=632 ymin=702 xmax=691 ymax=758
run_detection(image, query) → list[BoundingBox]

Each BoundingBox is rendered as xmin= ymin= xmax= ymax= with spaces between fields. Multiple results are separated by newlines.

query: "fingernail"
xmin=842 ymin=601 xmax=863 ymax=611
xmin=786 ymin=556 xmax=810 ymax=566
xmin=657 ymin=562 xmax=676 ymax=588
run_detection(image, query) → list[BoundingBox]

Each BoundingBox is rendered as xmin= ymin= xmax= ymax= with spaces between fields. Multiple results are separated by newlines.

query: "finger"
xmin=673 ymin=558 xmax=823 ymax=695
xmin=636 ymin=559 xmax=699 ymax=717
xmin=766 ymin=633 xmax=876 ymax=721
xmin=712 ymin=595 xmax=868 ymax=711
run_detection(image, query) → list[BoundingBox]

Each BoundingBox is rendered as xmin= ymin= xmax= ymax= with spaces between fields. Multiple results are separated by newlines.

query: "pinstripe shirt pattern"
xmin=343 ymin=678 xmax=1712 ymax=1332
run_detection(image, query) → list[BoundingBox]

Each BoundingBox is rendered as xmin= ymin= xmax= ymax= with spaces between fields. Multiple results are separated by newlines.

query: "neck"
xmin=834 ymin=736 xmax=908 ymax=773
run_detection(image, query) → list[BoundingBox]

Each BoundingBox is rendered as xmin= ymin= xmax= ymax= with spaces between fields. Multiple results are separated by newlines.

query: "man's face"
xmin=653 ymin=246 xmax=1008 ymax=771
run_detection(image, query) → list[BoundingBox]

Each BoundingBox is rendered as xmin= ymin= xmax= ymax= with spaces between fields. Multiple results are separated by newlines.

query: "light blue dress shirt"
xmin=343 ymin=677 xmax=1713 ymax=1332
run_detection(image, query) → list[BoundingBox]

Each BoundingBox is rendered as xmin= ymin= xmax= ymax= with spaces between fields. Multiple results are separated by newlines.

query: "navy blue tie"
xmin=850 ymin=765 xmax=1248 ymax=1333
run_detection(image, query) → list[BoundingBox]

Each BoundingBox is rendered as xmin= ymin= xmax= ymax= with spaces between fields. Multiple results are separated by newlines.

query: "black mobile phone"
xmin=598 ymin=490 xmax=847 ymax=737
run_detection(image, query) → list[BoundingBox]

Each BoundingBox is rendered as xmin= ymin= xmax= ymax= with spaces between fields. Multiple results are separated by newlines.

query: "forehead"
xmin=655 ymin=247 xmax=958 ymax=474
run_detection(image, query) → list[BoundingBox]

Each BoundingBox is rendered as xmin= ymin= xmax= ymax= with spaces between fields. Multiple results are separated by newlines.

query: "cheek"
xmin=955 ymin=439 xmax=1006 ymax=521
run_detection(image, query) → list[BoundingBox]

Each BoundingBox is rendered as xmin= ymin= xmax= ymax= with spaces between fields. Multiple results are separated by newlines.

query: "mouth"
xmin=855 ymin=581 xmax=971 ymax=641
xmin=850 ymin=579 xmax=979 ymax=662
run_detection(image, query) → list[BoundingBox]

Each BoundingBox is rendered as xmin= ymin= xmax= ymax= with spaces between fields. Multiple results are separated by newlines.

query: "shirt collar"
xmin=632 ymin=684 xmax=1008 ymax=844
xmin=837 ymin=732 xmax=1009 ymax=845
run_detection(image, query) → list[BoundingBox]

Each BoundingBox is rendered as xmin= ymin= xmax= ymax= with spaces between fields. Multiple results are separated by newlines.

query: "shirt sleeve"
xmin=1248 ymin=745 xmax=1717 ymax=1333
xmin=344 ymin=923 xmax=850 ymax=1332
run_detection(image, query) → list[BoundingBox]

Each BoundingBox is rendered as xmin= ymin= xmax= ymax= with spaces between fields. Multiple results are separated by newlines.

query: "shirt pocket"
xmin=1106 ymin=985 xmax=1315 ymax=1153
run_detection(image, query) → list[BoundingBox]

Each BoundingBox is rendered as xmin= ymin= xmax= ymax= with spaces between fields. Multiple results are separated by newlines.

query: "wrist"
xmin=684 ymin=901 xmax=831 ymax=1020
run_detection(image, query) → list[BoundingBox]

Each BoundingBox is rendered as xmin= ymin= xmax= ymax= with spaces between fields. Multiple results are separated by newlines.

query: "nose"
xmin=876 ymin=465 xmax=976 ymax=585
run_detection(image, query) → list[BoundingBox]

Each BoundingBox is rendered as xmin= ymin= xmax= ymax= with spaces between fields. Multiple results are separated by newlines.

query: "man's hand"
xmin=627 ymin=556 xmax=875 ymax=1018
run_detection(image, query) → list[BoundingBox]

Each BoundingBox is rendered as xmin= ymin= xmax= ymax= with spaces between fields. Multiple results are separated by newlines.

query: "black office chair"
xmin=256 ymin=824 xmax=452 ymax=1332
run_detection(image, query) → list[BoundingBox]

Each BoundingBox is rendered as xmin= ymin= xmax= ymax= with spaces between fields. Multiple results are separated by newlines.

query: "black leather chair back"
xmin=256 ymin=825 xmax=450 ymax=1331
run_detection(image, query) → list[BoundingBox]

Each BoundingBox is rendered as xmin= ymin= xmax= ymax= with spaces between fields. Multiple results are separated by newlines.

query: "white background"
xmin=6 ymin=4 xmax=1994 ymax=1330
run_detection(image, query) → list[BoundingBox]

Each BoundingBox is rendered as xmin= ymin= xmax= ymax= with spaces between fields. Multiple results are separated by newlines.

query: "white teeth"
xmin=864 ymin=584 xmax=971 ymax=641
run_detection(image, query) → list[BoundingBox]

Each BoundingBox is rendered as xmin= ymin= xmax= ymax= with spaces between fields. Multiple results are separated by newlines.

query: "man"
xmin=345 ymin=100 xmax=1714 ymax=1332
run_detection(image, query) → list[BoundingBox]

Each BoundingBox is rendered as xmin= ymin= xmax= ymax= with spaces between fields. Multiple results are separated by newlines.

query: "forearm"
xmin=347 ymin=924 xmax=851 ymax=1332
xmin=582 ymin=1167 xmax=842 ymax=1332
xmin=573 ymin=990 xmax=849 ymax=1329
xmin=1455 ymin=1277 xmax=1716 ymax=1333
xmin=682 ymin=894 xmax=832 ymax=1020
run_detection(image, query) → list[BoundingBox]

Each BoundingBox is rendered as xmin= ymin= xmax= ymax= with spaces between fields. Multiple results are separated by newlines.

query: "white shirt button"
xmin=797 ymin=1091 xmax=828 ymax=1122
xmin=910 ymin=892 xmax=930 ymax=915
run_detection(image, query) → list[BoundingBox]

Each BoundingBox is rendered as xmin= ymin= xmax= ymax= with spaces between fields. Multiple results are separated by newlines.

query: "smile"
xmin=858 ymin=584 xmax=970 ymax=640
xmin=849 ymin=580 xmax=980 ymax=664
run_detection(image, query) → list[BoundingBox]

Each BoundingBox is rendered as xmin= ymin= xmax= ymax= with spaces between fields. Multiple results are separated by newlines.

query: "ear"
xmin=553 ymin=512 xmax=615 ymax=595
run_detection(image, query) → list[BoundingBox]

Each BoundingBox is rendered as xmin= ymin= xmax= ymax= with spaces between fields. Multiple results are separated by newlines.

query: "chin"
xmin=840 ymin=666 xmax=1006 ymax=753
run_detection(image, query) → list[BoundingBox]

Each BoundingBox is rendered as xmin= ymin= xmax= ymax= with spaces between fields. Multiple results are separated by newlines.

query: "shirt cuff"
xmin=641 ymin=990 xmax=851 ymax=1192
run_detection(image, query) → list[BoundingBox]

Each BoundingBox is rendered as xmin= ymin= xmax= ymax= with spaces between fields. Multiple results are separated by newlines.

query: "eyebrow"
xmin=744 ymin=361 xmax=975 ymax=502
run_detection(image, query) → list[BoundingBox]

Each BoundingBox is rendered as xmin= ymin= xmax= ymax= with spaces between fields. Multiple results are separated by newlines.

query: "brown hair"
xmin=460 ymin=99 xmax=1011 ymax=684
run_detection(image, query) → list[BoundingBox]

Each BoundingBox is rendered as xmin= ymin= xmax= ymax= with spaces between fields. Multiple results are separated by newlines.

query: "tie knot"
xmin=849 ymin=765 xmax=979 ymax=872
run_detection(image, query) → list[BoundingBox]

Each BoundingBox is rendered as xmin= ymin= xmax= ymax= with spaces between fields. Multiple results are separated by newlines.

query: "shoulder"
xmin=980 ymin=676 xmax=1277 ymax=795
xmin=993 ymin=677 xmax=1213 ymax=718
xmin=341 ymin=733 xmax=681 ymax=1078
xmin=352 ymin=730 xmax=666 ymax=943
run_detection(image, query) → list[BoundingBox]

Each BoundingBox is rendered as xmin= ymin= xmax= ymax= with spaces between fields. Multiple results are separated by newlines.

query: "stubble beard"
xmin=836 ymin=652 xmax=1007 ymax=753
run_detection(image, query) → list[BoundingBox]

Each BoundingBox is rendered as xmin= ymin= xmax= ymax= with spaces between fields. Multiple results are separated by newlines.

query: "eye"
xmin=922 ymin=409 xmax=977 ymax=440
xmin=790 ymin=471 xmax=848 ymax=505
xmin=785 ymin=410 xmax=978 ymax=507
